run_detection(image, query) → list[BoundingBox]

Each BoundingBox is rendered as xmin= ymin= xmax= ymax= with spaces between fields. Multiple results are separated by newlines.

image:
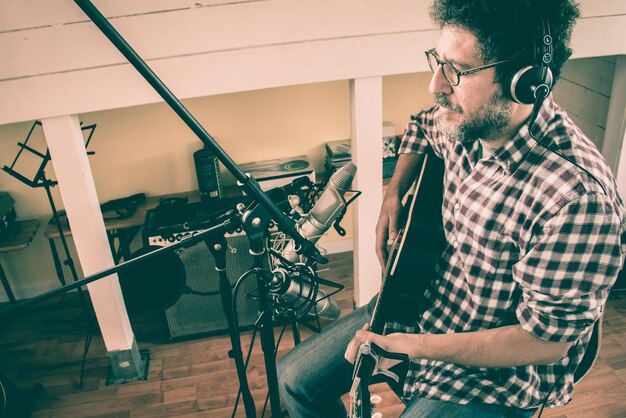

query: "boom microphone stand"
xmin=72 ymin=0 xmax=323 ymax=266
xmin=72 ymin=1 xmax=326 ymax=417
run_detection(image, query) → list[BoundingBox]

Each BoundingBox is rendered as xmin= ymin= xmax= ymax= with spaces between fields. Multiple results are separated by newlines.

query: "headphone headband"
xmin=508 ymin=5 xmax=554 ymax=105
xmin=536 ymin=9 xmax=553 ymax=97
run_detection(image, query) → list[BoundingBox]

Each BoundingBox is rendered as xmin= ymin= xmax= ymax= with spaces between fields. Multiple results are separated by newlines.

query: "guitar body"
xmin=349 ymin=147 xmax=445 ymax=418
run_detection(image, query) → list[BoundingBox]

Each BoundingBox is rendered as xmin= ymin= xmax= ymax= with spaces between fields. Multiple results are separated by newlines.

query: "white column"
xmin=42 ymin=115 xmax=135 ymax=351
xmin=616 ymin=122 xmax=626 ymax=200
xmin=602 ymin=55 xmax=626 ymax=177
xmin=350 ymin=77 xmax=383 ymax=307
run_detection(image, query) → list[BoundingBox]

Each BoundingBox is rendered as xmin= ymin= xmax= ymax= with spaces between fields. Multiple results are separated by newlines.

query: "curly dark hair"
xmin=430 ymin=0 xmax=580 ymax=90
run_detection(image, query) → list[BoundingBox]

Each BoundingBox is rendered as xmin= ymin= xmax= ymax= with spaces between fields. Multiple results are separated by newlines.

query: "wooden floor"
xmin=1 ymin=251 xmax=625 ymax=418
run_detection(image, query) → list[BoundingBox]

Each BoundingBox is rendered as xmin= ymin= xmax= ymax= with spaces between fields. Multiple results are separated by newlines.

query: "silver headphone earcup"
xmin=509 ymin=65 xmax=553 ymax=104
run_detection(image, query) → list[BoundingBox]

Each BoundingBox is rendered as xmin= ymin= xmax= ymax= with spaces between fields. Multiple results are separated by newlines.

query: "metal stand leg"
xmin=48 ymin=238 xmax=67 ymax=287
xmin=78 ymin=326 xmax=94 ymax=387
xmin=0 ymin=264 xmax=16 ymax=305
xmin=206 ymin=234 xmax=257 ymax=418
xmin=44 ymin=182 xmax=96 ymax=389
xmin=248 ymin=236 xmax=282 ymax=418
xmin=291 ymin=320 xmax=301 ymax=346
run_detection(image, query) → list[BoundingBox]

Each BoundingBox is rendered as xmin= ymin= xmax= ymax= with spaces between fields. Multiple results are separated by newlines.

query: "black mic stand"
xmin=205 ymin=232 xmax=257 ymax=418
xmin=241 ymin=201 xmax=283 ymax=417
xmin=71 ymin=2 xmax=327 ymax=416
xmin=199 ymin=197 xmax=317 ymax=418
xmin=72 ymin=0 xmax=325 ymax=267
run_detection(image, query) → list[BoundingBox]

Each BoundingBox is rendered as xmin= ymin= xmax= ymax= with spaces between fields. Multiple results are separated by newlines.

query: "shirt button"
xmin=452 ymin=240 xmax=458 ymax=248
xmin=454 ymin=203 xmax=460 ymax=211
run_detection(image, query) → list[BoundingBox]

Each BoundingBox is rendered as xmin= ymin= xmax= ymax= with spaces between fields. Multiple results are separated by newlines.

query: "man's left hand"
xmin=344 ymin=325 xmax=413 ymax=367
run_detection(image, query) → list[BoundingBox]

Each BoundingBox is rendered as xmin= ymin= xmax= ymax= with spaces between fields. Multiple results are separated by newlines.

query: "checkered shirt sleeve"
xmin=515 ymin=192 xmax=623 ymax=342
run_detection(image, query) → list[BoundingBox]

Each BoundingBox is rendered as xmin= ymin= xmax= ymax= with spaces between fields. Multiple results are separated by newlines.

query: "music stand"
xmin=2 ymin=120 xmax=97 ymax=389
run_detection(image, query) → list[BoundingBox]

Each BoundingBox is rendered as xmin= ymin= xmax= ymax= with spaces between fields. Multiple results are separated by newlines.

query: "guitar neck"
xmin=368 ymin=153 xmax=430 ymax=333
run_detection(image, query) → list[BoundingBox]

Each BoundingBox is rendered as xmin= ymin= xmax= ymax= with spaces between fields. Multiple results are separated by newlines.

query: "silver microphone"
xmin=268 ymin=267 xmax=342 ymax=321
xmin=271 ymin=162 xmax=356 ymax=321
xmin=282 ymin=162 xmax=357 ymax=263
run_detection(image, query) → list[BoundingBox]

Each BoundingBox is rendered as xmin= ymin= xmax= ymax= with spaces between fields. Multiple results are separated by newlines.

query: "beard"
xmin=435 ymin=90 xmax=512 ymax=145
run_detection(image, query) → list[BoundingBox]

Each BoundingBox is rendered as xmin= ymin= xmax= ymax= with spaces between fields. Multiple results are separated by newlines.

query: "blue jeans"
xmin=276 ymin=297 xmax=537 ymax=418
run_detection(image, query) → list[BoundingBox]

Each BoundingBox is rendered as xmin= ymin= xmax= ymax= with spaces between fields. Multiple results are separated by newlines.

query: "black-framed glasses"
xmin=425 ymin=48 xmax=510 ymax=86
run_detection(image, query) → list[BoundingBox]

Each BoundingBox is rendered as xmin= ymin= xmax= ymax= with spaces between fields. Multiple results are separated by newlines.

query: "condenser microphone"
xmin=282 ymin=162 xmax=357 ymax=263
xmin=268 ymin=267 xmax=341 ymax=321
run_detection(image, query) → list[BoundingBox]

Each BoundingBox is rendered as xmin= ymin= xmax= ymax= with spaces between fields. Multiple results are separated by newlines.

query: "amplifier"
xmin=142 ymin=182 xmax=307 ymax=247
xmin=139 ymin=180 xmax=316 ymax=340
xmin=160 ymin=236 xmax=263 ymax=341
xmin=143 ymin=196 xmax=247 ymax=247
xmin=142 ymin=197 xmax=265 ymax=341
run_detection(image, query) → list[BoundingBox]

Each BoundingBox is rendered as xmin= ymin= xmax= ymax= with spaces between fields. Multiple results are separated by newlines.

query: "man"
xmin=277 ymin=0 xmax=626 ymax=416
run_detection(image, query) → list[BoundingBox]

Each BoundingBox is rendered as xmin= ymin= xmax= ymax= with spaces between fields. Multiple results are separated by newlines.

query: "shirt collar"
xmin=490 ymin=94 xmax=557 ymax=174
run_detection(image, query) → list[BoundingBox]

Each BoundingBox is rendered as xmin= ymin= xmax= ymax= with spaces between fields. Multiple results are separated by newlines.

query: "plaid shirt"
xmin=385 ymin=95 xmax=626 ymax=409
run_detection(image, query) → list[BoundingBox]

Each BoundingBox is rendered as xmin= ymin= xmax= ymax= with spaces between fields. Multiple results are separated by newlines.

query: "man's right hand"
xmin=375 ymin=194 xmax=402 ymax=268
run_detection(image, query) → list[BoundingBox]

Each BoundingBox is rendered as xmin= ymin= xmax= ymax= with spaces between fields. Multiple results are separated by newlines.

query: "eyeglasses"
xmin=425 ymin=48 xmax=510 ymax=86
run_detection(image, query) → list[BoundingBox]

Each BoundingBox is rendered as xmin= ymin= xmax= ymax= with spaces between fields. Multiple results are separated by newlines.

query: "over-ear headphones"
xmin=508 ymin=9 xmax=554 ymax=105
xmin=510 ymin=5 xmax=607 ymax=197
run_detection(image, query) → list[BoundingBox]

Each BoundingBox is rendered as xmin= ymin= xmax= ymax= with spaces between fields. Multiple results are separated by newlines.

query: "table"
xmin=43 ymin=191 xmax=206 ymax=286
xmin=0 ymin=220 xmax=40 ymax=304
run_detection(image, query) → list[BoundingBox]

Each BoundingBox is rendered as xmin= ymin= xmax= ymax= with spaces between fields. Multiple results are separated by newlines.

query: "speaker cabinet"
xmin=163 ymin=234 xmax=263 ymax=341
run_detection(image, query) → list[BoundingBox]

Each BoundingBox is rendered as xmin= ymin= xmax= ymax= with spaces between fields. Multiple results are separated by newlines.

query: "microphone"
xmin=282 ymin=162 xmax=357 ymax=263
xmin=268 ymin=266 xmax=342 ymax=321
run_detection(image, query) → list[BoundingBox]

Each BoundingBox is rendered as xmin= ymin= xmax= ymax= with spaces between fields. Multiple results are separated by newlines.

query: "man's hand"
xmin=345 ymin=324 xmax=408 ymax=370
xmin=344 ymin=323 xmax=370 ymax=364
xmin=375 ymin=195 xmax=402 ymax=267
xmin=375 ymin=153 xmax=424 ymax=268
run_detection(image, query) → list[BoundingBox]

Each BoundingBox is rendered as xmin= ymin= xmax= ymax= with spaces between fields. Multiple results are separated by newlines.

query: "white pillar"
xmin=603 ymin=55 xmax=626 ymax=178
xmin=350 ymin=77 xmax=383 ymax=307
xmin=42 ymin=115 xmax=135 ymax=351
xmin=616 ymin=122 xmax=626 ymax=200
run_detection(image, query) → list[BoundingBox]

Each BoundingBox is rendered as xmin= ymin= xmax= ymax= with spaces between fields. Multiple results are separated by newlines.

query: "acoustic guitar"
xmin=349 ymin=148 xmax=445 ymax=418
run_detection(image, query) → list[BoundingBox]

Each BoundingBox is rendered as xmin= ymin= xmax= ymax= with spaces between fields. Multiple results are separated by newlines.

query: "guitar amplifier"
xmin=139 ymin=179 xmax=316 ymax=340
xmin=142 ymin=183 xmax=304 ymax=247
xmin=160 ymin=235 xmax=264 ymax=341
xmin=142 ymin=197 xmax=264 ymax=341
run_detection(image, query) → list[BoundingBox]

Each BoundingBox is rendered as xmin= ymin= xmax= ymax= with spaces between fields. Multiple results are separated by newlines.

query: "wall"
xmin=0 ymin=72 xmax=434 ymax=301
xmin=553 ymin=56 xmax=617 ymax=150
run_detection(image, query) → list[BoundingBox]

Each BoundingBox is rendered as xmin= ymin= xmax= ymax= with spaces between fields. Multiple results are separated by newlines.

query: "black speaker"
xmin=163 ymin=234 xmax=263 ymax=341
xmin=193 ymin=147 xmax=223 ymax=202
